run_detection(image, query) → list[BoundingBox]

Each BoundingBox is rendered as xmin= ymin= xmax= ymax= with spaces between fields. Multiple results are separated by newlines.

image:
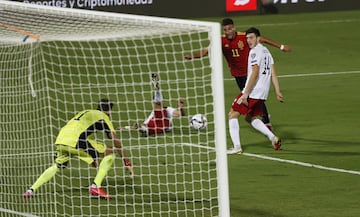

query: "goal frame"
xmin=0 ymin=1 xmax=229 ymax=216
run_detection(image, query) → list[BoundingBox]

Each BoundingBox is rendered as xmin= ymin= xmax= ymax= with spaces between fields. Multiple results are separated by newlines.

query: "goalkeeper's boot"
xmin=273 ymin=137 xmax=282 ymax=151
xmin=22 ymin=189 xmax=34 ymax=199
xmin=89 ymin=186 xmax=112 ymax=199
xmin=226 ymin=147 xmax=243 ymax=155
xmin=151 ymin=73 xmax=160 ymax=90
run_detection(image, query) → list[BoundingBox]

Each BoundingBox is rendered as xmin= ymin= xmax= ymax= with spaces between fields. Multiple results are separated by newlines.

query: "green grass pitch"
xmin=219 ymin=10 xmax=360 ymax=217
xmin=1 ymin=9 xmax=360 ymax=217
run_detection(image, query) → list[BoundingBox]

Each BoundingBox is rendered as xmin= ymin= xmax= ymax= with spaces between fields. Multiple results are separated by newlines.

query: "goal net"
xmin=0 ymin=1 xmax=229 ymax=217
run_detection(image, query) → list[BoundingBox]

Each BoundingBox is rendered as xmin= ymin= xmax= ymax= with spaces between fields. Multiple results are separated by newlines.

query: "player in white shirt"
xmin=227 ymin=27 xmax=284 ymax=154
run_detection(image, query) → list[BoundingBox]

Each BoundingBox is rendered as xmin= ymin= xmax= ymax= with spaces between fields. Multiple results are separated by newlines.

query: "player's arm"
xmin=172 ymin=99 xmax=185 ymax=117
xmin=116 ymin=124 xmax=138 ymax=131
xmin=184 ymin=47 xmax=209 ymax=60
xmin=108 ymin=131 xmax=134 ymax=177
xmin=270 ymin=64 xmax=284 ymax=103
xmin=241 ymin=64 xmax=260 ymax=105
xmin=259 ymin=36 xmax=291 ymax=52
xmin=108 ymin=132 xmax=127 ymax=159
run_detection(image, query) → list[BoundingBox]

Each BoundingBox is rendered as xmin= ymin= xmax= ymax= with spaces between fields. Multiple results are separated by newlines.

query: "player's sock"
xmin=31 ymin=164 xmax=59 ymax=191
xmin=153 ymin=90 xmax=163 ymax=104
xmin=250 ymin=118 xmax=276 ymax=142
xmin=94 ymin=154 xmax=115 ymax=187
xmin=261 ymin=103 xmax=270 ymax=124
xmin=229 ymin=118 xmax=242 ymax=150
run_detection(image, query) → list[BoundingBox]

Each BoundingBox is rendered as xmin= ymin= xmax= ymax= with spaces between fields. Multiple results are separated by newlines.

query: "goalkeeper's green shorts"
xmin=55 ymin=139 xmax=106 ymax=165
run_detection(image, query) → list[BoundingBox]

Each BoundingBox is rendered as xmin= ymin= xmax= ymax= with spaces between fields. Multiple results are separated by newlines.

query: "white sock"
xmin=251 ymin=118 xmax=275 ymax=142
xmin=153 ymin=90 xmax=163 ymax=103
xmin=229 ymin=118 xmax=242 ymax=150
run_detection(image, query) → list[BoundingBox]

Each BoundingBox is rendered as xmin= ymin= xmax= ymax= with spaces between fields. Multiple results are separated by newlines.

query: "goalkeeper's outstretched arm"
xmin=108 ymin=132 xmax=134 ymax=177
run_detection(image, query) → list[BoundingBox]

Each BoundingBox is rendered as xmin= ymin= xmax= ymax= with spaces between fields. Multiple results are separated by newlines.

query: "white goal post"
xmin=0 ymin=1 xmax=229 ymax=216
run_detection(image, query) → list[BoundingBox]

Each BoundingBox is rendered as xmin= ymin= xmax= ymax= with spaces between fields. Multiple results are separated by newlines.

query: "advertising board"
xmin=16 ymin=0 xmax=360 ymax=18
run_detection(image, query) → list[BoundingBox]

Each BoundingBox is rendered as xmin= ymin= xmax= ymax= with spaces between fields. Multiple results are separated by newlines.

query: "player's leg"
xmin=224 ymin=77 xmax=246 ymax=155
xmin=80 ymin=140 xmax=113 ymax=199
xmin=248 ymin=117 xmax=281 ymax=150
xmin=235 ymin=76 xmax=247 ymax=91
xmin=152 ymin=73 xmax=163 ymax=104
xmin=261 ymin=103 xmax=273 ymax=131
xmin=227 ymin=108 xmax=243 ymax=154
xmin=228 ymin=93 xmax=253 ymax=154
xmin=90 ymin=152 xmax=115 ymax=200
xmin=141 ymin=73 xmax=164 ymax=136
xmin=22 ymin=164 xmax=59 ymax=199
xmin=23 ymin=145 xmax=69 ymax=199
xmin=246 ymin=100 xmax=281 ymax=150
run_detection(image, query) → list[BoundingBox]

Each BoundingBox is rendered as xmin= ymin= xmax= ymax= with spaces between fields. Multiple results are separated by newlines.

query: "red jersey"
xmin=222 ymin=32 xmax=250 ymax=77
xmin=146 ymin=109 xmax=170 ymax=134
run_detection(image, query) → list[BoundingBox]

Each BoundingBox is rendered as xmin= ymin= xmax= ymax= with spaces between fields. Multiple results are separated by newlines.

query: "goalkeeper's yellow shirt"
xmin=55 ymin=110 xmax=115 ymax=148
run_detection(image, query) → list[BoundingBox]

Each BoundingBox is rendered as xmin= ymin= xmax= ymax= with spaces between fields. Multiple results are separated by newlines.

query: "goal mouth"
xmin=0 ymin=1 xmax=228 ymax=217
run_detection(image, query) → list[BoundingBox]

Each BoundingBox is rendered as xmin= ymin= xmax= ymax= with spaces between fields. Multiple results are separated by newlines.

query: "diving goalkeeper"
xmin=23 ymin=99 xmax=134 ymax=200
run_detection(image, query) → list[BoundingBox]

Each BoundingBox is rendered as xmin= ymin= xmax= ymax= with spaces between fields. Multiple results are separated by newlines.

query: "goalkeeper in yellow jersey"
xmin=23 ymin=99 xmax=134 ymax=200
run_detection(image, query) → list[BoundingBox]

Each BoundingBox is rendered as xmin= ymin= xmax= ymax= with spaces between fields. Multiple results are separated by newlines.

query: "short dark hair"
xmin=245 ymin=27 xmax=261 ymax=37
xmin=97 ymin=98 xmax=113 ymax=112
xmin=221 ymin=18 xmax=234 ymax=26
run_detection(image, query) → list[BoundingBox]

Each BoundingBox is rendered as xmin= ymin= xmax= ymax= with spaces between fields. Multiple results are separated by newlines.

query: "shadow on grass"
xmin=243 ymin=129 xmax=359 ymax=156
xmin=245 ymin=141 xmax=360 ymax=157
xmin=280 ymin=130 xmax=359 ymax=146
xmin=231 ymin=207 xmax=288 ymax=217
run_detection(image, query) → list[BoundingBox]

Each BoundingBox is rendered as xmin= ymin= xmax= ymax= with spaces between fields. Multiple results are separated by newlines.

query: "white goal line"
xmin=0 ymin=208 xmax=39 ymax=217
xmin=241 ymin=153 xmax=360 ymax=175
xmin=181 ymin=143 xmax=360 ymax=176
xmin=224 ymin=70 xmax=360 ymax=81
xmin=278 ymin=70 xmax=360 ymax=78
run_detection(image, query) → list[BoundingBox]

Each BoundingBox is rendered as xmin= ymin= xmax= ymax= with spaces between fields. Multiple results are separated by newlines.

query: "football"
xmin=190 ymin=114 xmax=208 ymax=130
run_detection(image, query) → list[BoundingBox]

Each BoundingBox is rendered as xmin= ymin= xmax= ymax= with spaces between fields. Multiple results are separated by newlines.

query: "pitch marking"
xmin=223 ymin=70 xmax=360 ymax=175
xmin=278 ymin=70 xmax=360 ymax=78
xmin=242 ymin=153 xmax=360 ymax=175
xmin=2 ymin=70 xmax=357 ymax=217
xmin=225 ymin=70 xmax=360 ymax=82
xmin=0 ymin=208 xmax=39 ymax=217
xmin=181 ymin=143 xmax=360 ymax=176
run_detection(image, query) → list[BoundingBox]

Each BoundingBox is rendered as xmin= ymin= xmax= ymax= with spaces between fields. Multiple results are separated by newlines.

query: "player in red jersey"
xmin=118 ymin=73 xmax=185 ymax=136
xmin=184 ymin=18 xmax=291 ymax=131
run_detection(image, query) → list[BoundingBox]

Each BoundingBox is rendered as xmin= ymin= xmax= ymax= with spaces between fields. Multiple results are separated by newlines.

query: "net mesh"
xmin=0 ymin=2 xmax=225 ymax=217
